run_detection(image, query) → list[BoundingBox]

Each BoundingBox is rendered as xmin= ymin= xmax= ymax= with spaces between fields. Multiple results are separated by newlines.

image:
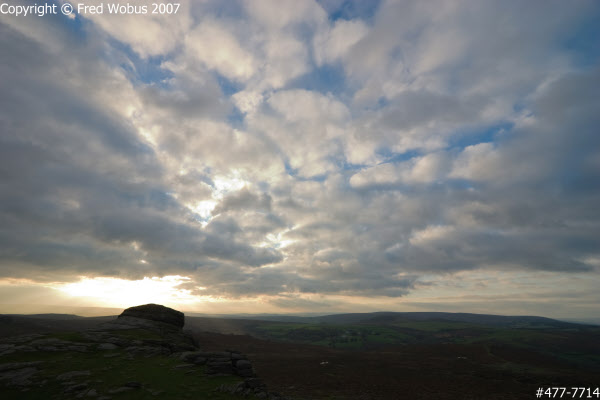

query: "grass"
xmin=389 ymin=321 xmax=482 ymax=331
xmin=107 ymin=328 xmax=164 ymax=341
xmin=46 ymin=332 xmax=90 ymax=342
xmin=0 ymin=333 xmax=248 ymax=400
xmin=252 ymin=323 xmax=411 ymax=349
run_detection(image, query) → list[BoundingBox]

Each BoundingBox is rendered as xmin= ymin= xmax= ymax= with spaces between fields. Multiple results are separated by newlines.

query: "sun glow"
xmin=213 ymin=173 xmax=247 ymax=197
xmin=55 ymin=275 xmax=197 ymax=308
xmin=190 ymin=200 xmax=217 ymax=219
xmin=182 ymin=172 xmax=252 ymax=226
xmin=258 ymin=229 xmax=296 ymax=249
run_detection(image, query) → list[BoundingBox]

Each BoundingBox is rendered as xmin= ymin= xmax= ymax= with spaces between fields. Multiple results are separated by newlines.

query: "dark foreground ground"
xmin=1 ymin=313 xmax=598 ymax=400
xmin=193 ymin=331 xmax=598 ymax=400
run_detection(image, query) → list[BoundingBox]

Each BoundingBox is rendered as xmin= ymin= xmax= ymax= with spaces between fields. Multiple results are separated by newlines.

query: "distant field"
xmin=251 ymin=323 xmax=411 ymax=349
xmin=228 ymin=318 xmax=600 ymax=365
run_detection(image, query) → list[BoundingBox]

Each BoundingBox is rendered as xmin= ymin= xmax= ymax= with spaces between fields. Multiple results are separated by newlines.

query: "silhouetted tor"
xmin=118 ymin=304 xmax=185 ymax=328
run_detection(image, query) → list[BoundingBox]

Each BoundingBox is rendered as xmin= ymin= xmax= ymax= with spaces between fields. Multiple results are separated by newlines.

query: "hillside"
xmin=0 ymin=305 xmax=286 ymax=400
xmin=202 ymin=311 xmax=580 ymax=329
xmin=1 ymin=309 xmax=599 ymax=399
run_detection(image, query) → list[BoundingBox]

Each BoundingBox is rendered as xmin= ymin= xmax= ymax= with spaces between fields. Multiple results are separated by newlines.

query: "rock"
xmin=206 ymin=360 xmax=235 ymax=375
xmin=0 ymin=305 xmax=279 ymax=399
xmin=178 ymin=351 xmax=203 ymax=361
xmin=237 ymin=368 xmax=254 ymax=377
xmin=64 ymin=383 xmax=88 ymax=393
xmin=196 ymin=351 xmax=231 ymax=359
xmin=108 ymin=386 xmax=134 ymax=394
xmin=214 ymin=379 xmax=274 ymax=399
xmin=191 ymin=357 xmax=207 ymax=365
xmin=119 ymin=304 xmax=184 ymax=329
xmin=173 ymin=364 xmax=195 ymax=369
xmin=0 ymin=361 xmax=43 ymax=372
xmin=0 ymin=367 xmax=39 ymax=386
xmin=37 ymin=346 xmax=62 ymax=351
xmin=3 ymin=334 xmax=43 ymax=344
xmin=68 ymin=345 xmax=89 ymax=352
xmin=13 ymin=345 xmax=35 ymax=353
xmin=179 ymin=352 xmax=208 ymax=365
xmin=235 ymin=360 xmax=252 ymax=370
xmin=29 ymin=338 xmax=63 ymax=346
xmin=124 ymin=345 xmax=170 ymax=356
xmin=56 ymin=370 xmax=91 ymax=381
xmin=0 ymin=344 xmax=15 ymax=356
xmin=245 ymin=378 xmax=266 ymax=389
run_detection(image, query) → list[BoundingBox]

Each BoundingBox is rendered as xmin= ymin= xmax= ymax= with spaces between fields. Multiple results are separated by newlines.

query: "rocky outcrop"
xmin=0 ymin=305 xmax=289 ymax=399
xmin=0 ymin=361 xmax=43 ymax=386
xmin=119 ymin=304 xmax=185 ymax=328
xmin=98 ymin=303 xmax=187 ymax=335
xmin=179 ymin=350 xmax=256 ymax=377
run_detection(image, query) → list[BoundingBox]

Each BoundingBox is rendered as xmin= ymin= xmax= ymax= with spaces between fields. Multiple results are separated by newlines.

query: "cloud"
xmin=0 ymin=16 xmax=281 ymax=283
xmin=1 ymin=0 xmax=599 ymax=316
xmin=313 ymin=18 xmax=369 ymax=66
xmin=81 ymin=0 xmax=192 ymax=57
xmin=213 ymin=188 xmax=272 ymax=214
xmin=243 ymin=0 xmax=326 ymax=30
xmin=350 ymin=152 xmax=451 ymax=187
xmin=185 ymin=20 xmax=257 ymax=82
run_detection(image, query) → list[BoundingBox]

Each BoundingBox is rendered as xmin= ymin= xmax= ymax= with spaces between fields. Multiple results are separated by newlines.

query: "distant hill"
xmin=311 ymin=312 xmax=578 ymax=328
xmin=192 ymin=311 xmax=584 ymax=329
xmin=559 ymin=317 xmax=600 ymax=326
xmin=4 ymin=313 xmax=87 ymax=320
xmin=0 ymin=311 xmax=589 ymax=340
xmin=0 ymin=314 xmax=115 ymax=337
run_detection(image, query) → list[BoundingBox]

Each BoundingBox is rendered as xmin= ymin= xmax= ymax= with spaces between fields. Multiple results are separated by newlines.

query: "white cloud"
xmin=409 ymin=225 xmax=456 ymax=246
xmin=350 ymin=152 xmax=450 ymax=187
xmin=82 ymin=0 xmax=192 ymax=57
xmin=268 ymin=89 xmax=349 ymax=124
xmin=313 ymin=19 xmax=369 ymax=65
xmin=260 ymin=35 xmax=309 ymax=89
xmin=232 ymin=90 xmax=265 ymax=114
xmin=243 ymin=0 xmax=326 ymax=30
xmin=450 ymin=143 xmax=500 ymax=181
xmin=185 ymin=20 xmax=257 ymax=82
xmin=1 ymin=0 xmax=599 ymax=316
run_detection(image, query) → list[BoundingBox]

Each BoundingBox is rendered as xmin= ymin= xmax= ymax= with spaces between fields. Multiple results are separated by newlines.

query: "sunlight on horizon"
xmin=54 ymin=275 xmax=201 ymax=309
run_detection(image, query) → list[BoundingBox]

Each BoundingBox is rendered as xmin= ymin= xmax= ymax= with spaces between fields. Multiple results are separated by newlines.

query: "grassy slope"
xmin=0 ymin=330 xmax=246 ymax=400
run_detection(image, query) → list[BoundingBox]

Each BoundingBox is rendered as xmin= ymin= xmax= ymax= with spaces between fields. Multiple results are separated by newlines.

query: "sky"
xmin=0 ymin=0 xmax=599 ymax=319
